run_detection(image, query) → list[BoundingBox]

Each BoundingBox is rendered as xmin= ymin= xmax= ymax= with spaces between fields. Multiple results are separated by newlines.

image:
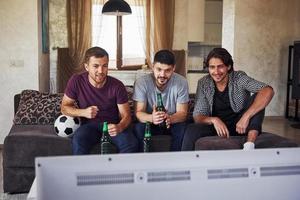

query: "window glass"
xmin=92 ymin=4 xmax=117 ymax=68
xmin=92 ymin=3 xmax=145 ymax=69
xmin=123 ymin=5 xmax=145 ymax=66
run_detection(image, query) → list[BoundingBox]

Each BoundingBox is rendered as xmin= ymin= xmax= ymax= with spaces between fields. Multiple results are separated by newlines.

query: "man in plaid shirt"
xmin=182 ymin=48 xmax=274 ymax=151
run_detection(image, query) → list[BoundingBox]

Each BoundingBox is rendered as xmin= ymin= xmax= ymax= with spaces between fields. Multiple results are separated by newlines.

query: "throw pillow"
xmin=125 ymin=86 xmax=135 ymax=121
xmin=13 ymin=90 xmax=63 ymax=125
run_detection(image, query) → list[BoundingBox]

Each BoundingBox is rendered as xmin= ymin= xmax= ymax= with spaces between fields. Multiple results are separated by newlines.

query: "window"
xmin=92 ymin=2 xmax=146 ymax=69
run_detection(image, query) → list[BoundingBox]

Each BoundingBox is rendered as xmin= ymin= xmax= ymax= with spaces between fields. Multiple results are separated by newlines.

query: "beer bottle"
xmin=100 ymin=122 xmax=113 ymax=154
xmin=156 ymin=93 xmax=167 ymax=133
xmin=143 ymin=122 xmax=152 ymax=152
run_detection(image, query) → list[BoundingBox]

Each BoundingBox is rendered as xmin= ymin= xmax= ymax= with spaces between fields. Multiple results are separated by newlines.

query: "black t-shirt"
xmin=212 ymin=84 xmax=239 ymax=134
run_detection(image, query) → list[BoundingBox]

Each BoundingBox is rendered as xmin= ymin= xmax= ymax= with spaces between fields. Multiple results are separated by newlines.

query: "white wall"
xmin=0 ymin=0 xmax=42 ymax=143
xmin=223 ymin=0 xmax=300 ymax=116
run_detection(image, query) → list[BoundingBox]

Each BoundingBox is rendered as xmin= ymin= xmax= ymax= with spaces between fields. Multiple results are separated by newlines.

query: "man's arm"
xmin=168 ymin=103 xmax=188 ymax=124
xmin=108 ymin=102 xmax=131 ymax=136
xmin=236 ymin=86 xmax=274 ymax=133
xmin=135 ymin=101 xmax=153 ymax=123
xmin=135 ymin=101 xmax=166 ymax=125
xmin=194 ymin=114 xmax=213 ymax=124
xmin=61 ymin=94 xmax=98 ymax=119
xmin=243 ymin=86 xmax=274 ymax=119
xmin=194 ymin=114 xmax=229 ymax=138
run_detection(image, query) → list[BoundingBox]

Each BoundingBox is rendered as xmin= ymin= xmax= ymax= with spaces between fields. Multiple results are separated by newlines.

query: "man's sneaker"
xmin=243 ymin=142 xmax=255 ymax=150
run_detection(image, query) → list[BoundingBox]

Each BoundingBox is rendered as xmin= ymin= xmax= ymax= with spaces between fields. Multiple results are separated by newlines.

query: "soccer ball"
xmin=54 ymin=115 xmax=81 ymax=137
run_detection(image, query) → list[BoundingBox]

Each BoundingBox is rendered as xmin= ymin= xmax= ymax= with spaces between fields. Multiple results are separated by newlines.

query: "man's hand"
xmin=108 ymin=124 xmax=121 ymax=136
xmin=165 ymin=113 xmax=171 ymax=129
xmin=83 ymin=106 xmax=99 ymax=119
xmin=236 ymin=114 xmax=250 ymax=134
xmin=152 ymin=105 xmax=167 ymax=125
xmin=211 ymin=117 xmax=229 ymax=138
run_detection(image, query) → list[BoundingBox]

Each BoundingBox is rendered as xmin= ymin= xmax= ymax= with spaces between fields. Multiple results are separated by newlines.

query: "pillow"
xmin=13 ymin=90 xmax=63 ymax=125
xmin=125 ymin=86 xmax=135 ymax=121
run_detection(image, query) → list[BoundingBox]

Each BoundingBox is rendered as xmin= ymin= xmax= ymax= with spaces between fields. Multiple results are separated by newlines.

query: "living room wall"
xmin=0 ymin=0 xmax=299 ymax=144
xmin=223 ymin=0 xmax=300 ymax=116
xmin=0 ymin=0 xmax=48 ymax=144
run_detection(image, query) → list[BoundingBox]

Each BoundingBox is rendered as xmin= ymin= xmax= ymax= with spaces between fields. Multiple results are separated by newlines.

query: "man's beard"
xmin=158 ymin=76 xmax=167 ymax=83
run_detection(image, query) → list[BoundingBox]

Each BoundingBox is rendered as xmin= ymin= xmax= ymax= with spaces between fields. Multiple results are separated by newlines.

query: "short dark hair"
xmin=205 ymin=48 xmax=234 ymax=73
xmin=83 ymin=46 xmax=109 ymax=64
xmin=154 ymin=49 xmax=175 ymax=66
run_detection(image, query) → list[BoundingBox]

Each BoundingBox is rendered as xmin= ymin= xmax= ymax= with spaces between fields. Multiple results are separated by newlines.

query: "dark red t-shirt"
xmin=64 ymin=72 xmax=128 ymax=124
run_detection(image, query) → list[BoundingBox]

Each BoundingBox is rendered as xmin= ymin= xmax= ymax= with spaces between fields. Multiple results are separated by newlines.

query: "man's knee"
xmin=114 ymin=129 xmax=139 ymax=153
xmin=171 ymin=122 xmax=186 ymax=137
xmin=133 ymin=122 xmax=146 ymax=139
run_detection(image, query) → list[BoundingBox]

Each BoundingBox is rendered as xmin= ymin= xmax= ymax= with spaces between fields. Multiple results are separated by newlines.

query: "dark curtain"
xmin=57 ymin=48 xmax=74 ymax=93
xmin=56 ymin=0 xmax=91 ymax=92
xmin=146 ymin=0 xmax=175 ymax=66
xmin=66 ymin=0 xmax=92 ymax=71
xmin=173 ymin=49 xmax=186 ymax=77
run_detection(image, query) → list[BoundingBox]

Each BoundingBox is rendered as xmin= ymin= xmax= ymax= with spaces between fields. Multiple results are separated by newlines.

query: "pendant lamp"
xmin=102 ymin=0 xmax=132 ymax=16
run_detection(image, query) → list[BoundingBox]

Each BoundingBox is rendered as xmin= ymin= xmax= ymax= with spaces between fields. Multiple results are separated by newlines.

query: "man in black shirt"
xmin=182 ymin=48 xmax=274 ymax=150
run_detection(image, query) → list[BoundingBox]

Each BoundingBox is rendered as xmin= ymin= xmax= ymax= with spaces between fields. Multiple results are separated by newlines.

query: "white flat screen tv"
xmin=35 ymin=148 xmax=300 ymax=200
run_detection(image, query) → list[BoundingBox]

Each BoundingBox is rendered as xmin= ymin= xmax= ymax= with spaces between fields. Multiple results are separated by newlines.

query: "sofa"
xmin=3 ymin=88 xmax=299 ymax=193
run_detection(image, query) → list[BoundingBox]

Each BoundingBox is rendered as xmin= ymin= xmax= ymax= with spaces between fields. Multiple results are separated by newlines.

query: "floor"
xmin=0 ymin=116 xmax=299 ymax=200
xmin=262 ymin=116 xmax=300 ymax=144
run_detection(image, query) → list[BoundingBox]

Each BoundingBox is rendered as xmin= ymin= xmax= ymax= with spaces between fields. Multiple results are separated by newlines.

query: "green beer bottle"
xmin=100 ymin=122 xmax=113 ymax=154
xmin=156 ymin=93 xmax=167 ymax=134
xmin=143 ymin=122 xmax=152 ymax=152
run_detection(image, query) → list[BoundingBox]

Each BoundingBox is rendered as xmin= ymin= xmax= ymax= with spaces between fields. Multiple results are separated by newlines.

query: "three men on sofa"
xmin=61 ymin=46 xmax=274 ymax=154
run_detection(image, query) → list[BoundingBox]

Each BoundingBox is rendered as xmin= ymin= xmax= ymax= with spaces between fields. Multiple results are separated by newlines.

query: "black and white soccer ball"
xmin=54 ymin=115 xmax=81 ymax=137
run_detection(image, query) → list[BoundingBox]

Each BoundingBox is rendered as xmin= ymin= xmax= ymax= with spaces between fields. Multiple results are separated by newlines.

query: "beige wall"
xmin=0 ymin=0 xmax=48 ymax=143
xmin=223 ymin=0 xmax=300 ymax=116
xmin=205 ymin=0 xmax=222 ymax=45
xmin=173 ymin=0 xmax=205 ymax=50
xmin=173 ymin=0 xmax=189 ymax=50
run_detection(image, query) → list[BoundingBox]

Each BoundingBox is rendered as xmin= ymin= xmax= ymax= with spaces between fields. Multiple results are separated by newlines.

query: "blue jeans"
xmin=72 ymin=121 xmax=138 ymax=155
xmin=134 ymin=122 xmax=186 ymax=151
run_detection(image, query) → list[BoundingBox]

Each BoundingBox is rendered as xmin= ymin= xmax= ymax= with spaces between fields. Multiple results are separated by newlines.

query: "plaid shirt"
xmin=193 ymin=71 xmax=269 ymax=117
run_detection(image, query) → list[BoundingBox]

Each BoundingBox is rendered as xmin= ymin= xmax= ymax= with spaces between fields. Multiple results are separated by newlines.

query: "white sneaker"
xmin=243 ymin=142 xmax=255 ymax=150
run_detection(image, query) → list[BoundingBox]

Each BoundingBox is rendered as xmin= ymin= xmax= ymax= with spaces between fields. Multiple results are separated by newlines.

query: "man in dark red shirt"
xmin=61 ymin=47 xmax=138 ymax=154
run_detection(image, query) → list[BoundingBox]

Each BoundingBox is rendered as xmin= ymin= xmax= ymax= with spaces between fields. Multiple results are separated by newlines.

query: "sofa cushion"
xmin=194 ymin=132 xmax=299 ymax=150
xmin=125 ymin=86 xmax=135 ymax=120
xmin=13 ymin=90 xmax=63 ymax=125
xmin=187 ymin=94 xmax=195 ymax=122
xmin=195 ymin=136 xmax=244 ymax=150
xmin=151 ymin=135 xmax=172 ymax=152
